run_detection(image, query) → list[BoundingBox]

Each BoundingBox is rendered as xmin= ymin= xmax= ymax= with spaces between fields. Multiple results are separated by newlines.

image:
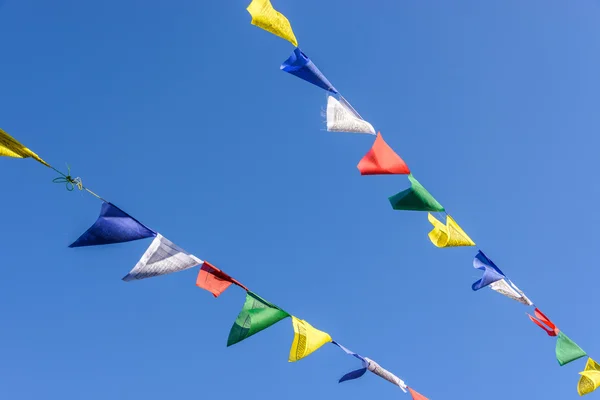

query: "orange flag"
xmin=408 ymin=387 xmax=429 ymax=400
xmin=357 ymin=132 xmax=410 ymax=175
xmin=196 ymin=261 xmax=248 ymax=297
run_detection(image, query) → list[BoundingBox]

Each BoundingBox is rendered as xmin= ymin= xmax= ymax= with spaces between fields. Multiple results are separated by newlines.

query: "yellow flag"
xmin=0 ymin=128 xmax=49 ymax=167
xmin=246 ymin=0 xmax=298 ymax=47
xmin=427 ymin=213 xmax=475 ymax=248
xmin=578 ymin=358 xmax=600 ymax=396
xmin=288 ymin=316 xmax=331 ymax=362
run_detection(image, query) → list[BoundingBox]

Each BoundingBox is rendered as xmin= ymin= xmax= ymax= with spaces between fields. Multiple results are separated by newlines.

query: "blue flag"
xmin=280 ymin=48 xmax=337 ymax=93
xmin=332 ymin=341 xmax=368 ymax=383
xmin=69 ymin=202 xmax=156 ymax=247
xmin=472 ymin=250 xmax=506 ymax=291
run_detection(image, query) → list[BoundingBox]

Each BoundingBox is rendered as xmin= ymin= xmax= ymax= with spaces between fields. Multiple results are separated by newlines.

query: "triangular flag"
xmin=326 ymin=96 xmax=376 ymax=135
xmin=578 ymin=358 xmax=600 ymax=396
xmin=556 ymin=332 xmax=586 ymax=366
xmin=288 ymin=316 xmax=332 ymax=362
xmin=472 ymin=250 xmax=505 ymax=290
xmin=196 ymin=261 xmax=248 ymax=298
xmin=357 ymin=132 xmax=410 ymax=175
xmin=0 ymin=128 xmax=49 ymax=167
xmin=427 ymin=213 xmax=475 ymax=248
xmin=579 ymin=371 xmax=600 ymax=396
xmin=489 ymin=279 xmax=533 ymax=305
xmin=246 ymin=0 xmax=297 ymax=47
xmin=365 ymin=357 xmax=407 ymax=392
xmin=281 ymin=48 xmax=337 ymax=93
xmin=408 ymin=387 xmax=429 ymax=400
xmin=70 ymin=202 xmax=156 ymax=248
xmin=389 ymin=174 xmax=445 ymax=212
xmin=332 ymin=341 xmax=368 ymax=383
xmin=227 ymin=291 xmax=290 ymax=346
xmin=122 ymin=234 xmax=201 ymax=281
xmin=528 ymin=308 xmax=559 ymax=336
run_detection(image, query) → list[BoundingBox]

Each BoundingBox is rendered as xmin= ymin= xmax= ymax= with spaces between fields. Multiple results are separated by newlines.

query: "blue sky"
xmin=1 ymin=0 xmax=600 ymax=399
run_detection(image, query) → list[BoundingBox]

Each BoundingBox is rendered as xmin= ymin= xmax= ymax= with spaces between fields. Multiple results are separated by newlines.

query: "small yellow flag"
xmin=288 ymin=316 xmax=331 ymax=362
xmin=246 ymin=0 xmax=298 ymax=47
xmin=427 ymin=213 xmax=475 ymax=248
xmin=578 ymin=358 xmax=600 ymax=396
xmin=0 ymin=128 xmax=49 ymax=167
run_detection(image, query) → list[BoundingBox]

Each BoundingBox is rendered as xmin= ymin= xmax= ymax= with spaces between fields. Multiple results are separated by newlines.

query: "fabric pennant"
xmin=365 ymin=357 xmax=407 ymax=392
xmin=122 ymin=234 xmax=201 ymax=281
xmin=281 ymin=48 xmax=337 ymax=93
xmin=289 ymin=316 xmax=332 ymax=362
xmin=246 ymin=0 xmax=297 ymax=46
xmin=489 ymin=279 xmax=533 ymax=306
xmin=556 ymin=332 xmax=586 ymax=366
xmin=528 ymin=308 xmax=559 ymax=336
xmin=427 ymin=213 xmax=475 ymax=248
xmin=326 ymin=96 xmax=376 ymax=135
xmin=578 ymin=359 xmax=600 ymax=396
xmin=472 ymin=250 xmax=505 ymax=290
xmin=70 ymin=202 xmax=156 ymax=248
xmin=196 ymin=261 xmax=248 ymax=298
xmin=332 ymin=341 xmax=368 ymax=383
xmin=389 ymin=174 xmax=445 ymax=212
xmin=357 ymin=132 xmax=410 ymax=175
xmin=227 ymin=291 xmax=289 ymax=346
xmin=0 ymin=128 xmax=49 ymax=167
xmin=408 ymin=387 xmax=429 ymax=400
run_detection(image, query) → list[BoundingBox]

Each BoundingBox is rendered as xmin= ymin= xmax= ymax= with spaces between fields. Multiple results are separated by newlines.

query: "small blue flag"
xmin=472 ymin=250 xmax=506 ymax=291
xmin=281 ymin=48 xmax=337 ymax=93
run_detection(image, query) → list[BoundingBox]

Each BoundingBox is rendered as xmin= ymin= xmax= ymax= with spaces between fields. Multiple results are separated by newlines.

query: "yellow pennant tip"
xmin=427 ymin=213 xmax=475 ymax=248
xmin=578 ymin=359 xmax=600 ymax=396
xmin=247 ymin=0 xmax=298 ymax=47
xmin=0 ymin=128 xmax=50 ymax=167
xmin=288 ymin=316 xmax=332 ymax=362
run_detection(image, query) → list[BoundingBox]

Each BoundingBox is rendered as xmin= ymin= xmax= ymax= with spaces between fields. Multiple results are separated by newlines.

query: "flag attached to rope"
xmin=332 ymin=341 xmax=368 ymax=383
xmin=578 ymin=358 xmax=600 ymax=396
xmin=122 ymin=234 xmax=201 ymax=281
xmin=289 ymin=316 xmax=332 ymax=362
xmin=357 ymin=132 xmax=410 ymax=175
xmin=365 ymin=358 xmax=407 ymax=392
xmin=196 ymin=261 xmax=248 ymax=298
xmin=427 ymin=213 xmax=475 ymax=248
xmin=528 ymin=308 xmax=559 ymax=336
xmin=281 ymin=48 xmax=337 ymax=93
xmin=246 ymin=0 xmax=298 ymax=46
xmin=69 ymin=202 xmax=156 ymax=248
xmin=408 ymin=387 xmax=429 ymax=400
xmin=389 ymin=174 xmax=445 ymax=212
xmin=472 ymin=250 xmax=505 ymax=290
xmin=227 ymin=291 xmax=290 ymax=346
xmin=0 ymin=128 xmax=49 ymax=167
xmin=556 ymin=332 xmax=586 ymax=366
xmin=489 ymin=279 xmax=533 ymax=305
xmin=326 ymin=96 xmax=376 ymax=135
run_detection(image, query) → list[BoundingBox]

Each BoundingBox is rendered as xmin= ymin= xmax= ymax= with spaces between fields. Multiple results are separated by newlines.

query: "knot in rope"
xmin=52 ymin=164 xmax=83 ymax=191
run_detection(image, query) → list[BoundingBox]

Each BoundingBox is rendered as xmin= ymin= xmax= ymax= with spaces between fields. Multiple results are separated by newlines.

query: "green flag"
xmin=388 ymin=174 xmax=445 ymax=212
xmin=227 ymin=291 xmax=290 ymax=347
xmin=556 ymin=332 xmax=586 ymax=366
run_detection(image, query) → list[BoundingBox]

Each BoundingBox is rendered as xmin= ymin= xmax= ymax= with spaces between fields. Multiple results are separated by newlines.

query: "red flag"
xmin=357 ymin=132 xmax=410 ymax=175
xmin=196 ymin=261 xmax=248 ymax=297
xmin=528 ymin=308 xmax=559 ymax=336
xmin=408 ymin=387 xmax=429 ymax=400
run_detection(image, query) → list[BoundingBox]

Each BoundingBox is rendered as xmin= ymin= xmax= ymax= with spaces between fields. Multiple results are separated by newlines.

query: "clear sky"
xmin=1 ymin=0 xmax=600 ymax=399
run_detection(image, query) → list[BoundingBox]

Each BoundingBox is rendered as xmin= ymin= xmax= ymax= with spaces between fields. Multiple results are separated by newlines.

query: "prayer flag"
xmin=408 ymin=387 xmax=429 ymax=400
xmin=428 ymin=213 xmax=475 ymax=248
xmin=556 ymin=332 xmax=586 ymax=366
xmin=489 ymin=279 xmax=533 ymax=305
xmin=246 ymin=0 xmax=298 ymax=46
xmin=528 ymin=308 xmax=559 ymax=336
xmin=196 ymin=261 xmax=248 ymax=297
xmin=289 ymin=316 xmax=332 ymax=362
xmin=357 ymin=132 xmax=410 ymax=175
xmin=326 ymin=96 xmax=376 ymax=135
xmin=227 ymin=291 xmax=289 ymax=346
xmin=472 ymin=250 xmax=505 ymax=290
xmin=365 ymin=357 xmax=407 ymax=392
xmin=122 ymin=234 xmax=201 ymax=281
xmin=69 ymin=202 xmax=156 ymax=248
xmin=281 ymin=48 xmax=337 ymax=93
xmin=0 ymin=128 xmax=49 ymax=167
xmin=578 ymin=359 xmax=600 ymax=396
xmin=389 ymin=174 xmax=444 ymax=212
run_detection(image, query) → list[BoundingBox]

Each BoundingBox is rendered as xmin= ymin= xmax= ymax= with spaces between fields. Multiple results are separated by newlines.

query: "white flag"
xmin=489 ymin=279 xmax=533 ymax=306
xmin=123 ymin=234 xmax=202 ymax=281
xmin=364 ymin=357 xmax=407 ymax=392
xmin=326 ymin=96 xmax=376 ymax=135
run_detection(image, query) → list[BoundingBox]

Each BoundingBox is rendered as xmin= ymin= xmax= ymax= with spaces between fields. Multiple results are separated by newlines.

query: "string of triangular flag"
xmin=244 ymin=0 xmax=596 ymax=396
